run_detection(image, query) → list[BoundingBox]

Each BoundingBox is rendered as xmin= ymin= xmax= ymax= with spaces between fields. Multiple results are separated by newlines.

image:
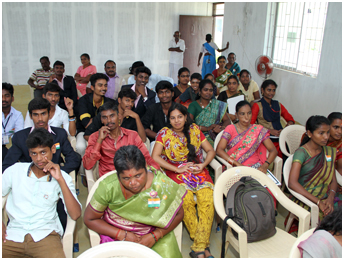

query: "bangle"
xmin=265 ymin=160 xmax=270 ymax=166
xmin=317 ymin=199 xmax=320 ymax=206
xmin=330 ymin=189 xmax=336 ymax=194
xmin=68 ymin=118 xmax=76 ymax=122
xmin=68 ymin=115 xmax=75 ymax=118
xmin=122 ymin=230 xmax=127 ymax=241
xmin=115 ymin=229 xmax=121 ymax=240
xmin=151 ymin=232 xmax=158 ymax=242
xmin=227 ymin=158 xmax=233 ymax=166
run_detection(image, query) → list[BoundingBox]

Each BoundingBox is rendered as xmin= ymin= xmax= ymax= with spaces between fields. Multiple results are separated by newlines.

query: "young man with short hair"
xmin=83 ymin=103 xmax=159 ymax=178
xmin=28 ymin=56 xmax=54 ymax=98
xmin=48 ymin=60 xmax=78 ymax=111
xmin=121 ymin=66 xmax=156 ymax=118
xmin=24 ymin=83 xmax=76 ymax=136
xmin=142 ymin=80 xmax=176 ymax=142
xmin=176 ymin=72 xmax=202 ymax=104
xmin=84 ymin=89 xmax=146 ymax=142
xmin=2 ymin=128 xmax=81 ymax=258
xmin=75 ymin=73 xmax=111 ymax=159
xmin=2 ymin=83 xmax=24 ymax=160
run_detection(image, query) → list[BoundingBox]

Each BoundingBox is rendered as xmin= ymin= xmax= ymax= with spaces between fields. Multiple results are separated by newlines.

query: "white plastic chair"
xmin=336 ymin=170 xmax=342 ymax=186
xmin=214 ymin=166 xmax=310 ymax=258
xmin=77 ymin=241 xmax=162 ymax=258
xmin=2 ymin=195 xmax=76 ymax=258
xmin=214 ymin=130 xmax=283 ymax=183
xmin=279 ymin=125 xmax=306 ymax=157
xmin=289 ymin=228 xmax=315 ymax=258
xmin=85 ymin=170 xmax=183 ymax=252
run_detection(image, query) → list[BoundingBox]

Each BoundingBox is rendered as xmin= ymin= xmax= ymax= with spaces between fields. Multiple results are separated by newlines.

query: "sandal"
xmin=205 ymin=247 xmax=214 ymax=258
xmin=189 ymin=250 xmax=205 ymax=258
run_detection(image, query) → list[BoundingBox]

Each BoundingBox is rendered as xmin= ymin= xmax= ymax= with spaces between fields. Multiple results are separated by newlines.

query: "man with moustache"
xmin=83 ymin=89 xmax=146 ymax=142
xmin=121 ymin=66 xmax=156 ymax=118
xmin=82 ymin=102 xmax=159 ymax=178
xmin=103 ymin=60 xmax=125 ymax=99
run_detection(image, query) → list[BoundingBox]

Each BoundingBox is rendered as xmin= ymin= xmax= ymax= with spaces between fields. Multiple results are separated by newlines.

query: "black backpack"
xmin=221 ymin=176 xmax=276 ymax=258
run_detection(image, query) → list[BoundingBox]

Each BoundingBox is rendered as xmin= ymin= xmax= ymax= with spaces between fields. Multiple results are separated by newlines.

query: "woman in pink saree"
xmin=74 ymin=53 xmax=97 ymax=96
xmin=216 ymin=100 xmax=277 ymax=172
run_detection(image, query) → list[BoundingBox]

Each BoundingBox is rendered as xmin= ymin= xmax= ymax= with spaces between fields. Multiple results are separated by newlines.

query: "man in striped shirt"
xmin=28 ymin=56 xmax=54 ymax=99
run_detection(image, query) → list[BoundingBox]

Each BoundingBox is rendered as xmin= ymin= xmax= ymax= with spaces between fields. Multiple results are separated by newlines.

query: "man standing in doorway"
xmin=168 ymin=31 xmax=185 ymax=84
xmin=28 ymin=56 xmax=54 ymax=98
xmin=197 ymin=34 xmax=229 ymax=79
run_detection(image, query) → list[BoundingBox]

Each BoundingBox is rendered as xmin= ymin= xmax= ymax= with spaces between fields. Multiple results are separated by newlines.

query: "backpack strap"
xmin=225 ymin=180 xmax=245 ymax=217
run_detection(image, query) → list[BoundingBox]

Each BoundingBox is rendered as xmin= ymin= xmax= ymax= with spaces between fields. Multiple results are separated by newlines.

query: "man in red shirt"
xmin=82 ymin=102 xmax=159 ymax=177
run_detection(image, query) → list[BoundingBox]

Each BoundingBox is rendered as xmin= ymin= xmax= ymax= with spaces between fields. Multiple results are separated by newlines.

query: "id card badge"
xmin=148 ymin=198 xmax=161 ymax=208
xmin=2 ymin=135 xmax=9 ymax=145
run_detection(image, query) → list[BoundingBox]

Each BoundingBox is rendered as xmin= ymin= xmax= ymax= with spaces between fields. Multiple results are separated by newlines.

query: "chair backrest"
xmin=86 ymin=170 xmax=117 ymax=205
xmin=214 ymin=130 xmax=224 ymax=151
xmin=279 ymin=125 xmax=306 ymax=157
xmin=77 ymin=241 xmax=162 ymax=258
xmin=289 ymin=228 xmax=315 ymax=258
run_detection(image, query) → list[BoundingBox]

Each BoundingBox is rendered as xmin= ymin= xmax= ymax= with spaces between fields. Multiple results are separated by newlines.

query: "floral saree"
xmin=221 ymin=124 xmax=270 ymax=168
xmin=89 ymin=166 xmax=186 ymax=258
xmin=215 ymin=69 xmax=232 ymax=93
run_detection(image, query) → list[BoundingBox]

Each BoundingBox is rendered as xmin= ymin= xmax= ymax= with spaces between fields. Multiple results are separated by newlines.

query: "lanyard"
xmin=2 ymin=114 xmax=12 ymax=131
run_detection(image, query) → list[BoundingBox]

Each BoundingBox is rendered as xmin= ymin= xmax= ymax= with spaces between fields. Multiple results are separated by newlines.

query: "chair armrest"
xmin=272 ymin=156 xmax=283 ymax=183
xmin=85 ymin=168 xmax=96 ymax=193
xmin=202 ymin=151 xmax=222 ymax=183
xmin=336 ymin=170 xmax=342 ymax=186
xmin=69 ymin=170 xmax=76 ymax=186
xmin=89 ymin=229 xmax=101 ymax=247
xmin=215 ymin=155 xmax=232 ymax=169
xmin=62 ymin=216 xmax=77 ymax=258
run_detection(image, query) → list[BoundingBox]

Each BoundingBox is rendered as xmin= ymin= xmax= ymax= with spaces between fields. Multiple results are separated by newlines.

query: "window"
xmin=265 ymin=2 xmax=328 ymax=77
xmin=213 ymin=3 xmax=224 ymax=61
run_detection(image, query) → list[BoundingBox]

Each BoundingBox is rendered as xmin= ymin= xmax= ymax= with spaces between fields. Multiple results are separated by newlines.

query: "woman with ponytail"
xmin=289 ymin=115 xmax=340 ymax=220
xmin=152 ymin=103 xmax=216 ymax=258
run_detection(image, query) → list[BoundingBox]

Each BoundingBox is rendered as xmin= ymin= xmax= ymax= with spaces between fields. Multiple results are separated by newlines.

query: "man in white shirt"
xmin=24 ymin=83 xmax=76 ymax=136
xmin=2 ymin=83 xmax=24 ymax=160
xmin=168 ymin=31 xmax=185 ymax=84
xmin=2 ymin=128 xmax=81 ymax=258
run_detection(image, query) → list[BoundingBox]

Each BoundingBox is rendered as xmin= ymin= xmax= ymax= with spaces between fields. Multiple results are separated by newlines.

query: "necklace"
xmin=199 ymin=99 xmax=211 ymax=109
xmin=305 ymin=142 xmax=321 ymax=157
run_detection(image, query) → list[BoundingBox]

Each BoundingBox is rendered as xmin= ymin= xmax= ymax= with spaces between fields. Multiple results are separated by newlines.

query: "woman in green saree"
xmin=289 ymin=116 xmax=339 ymax=220
xmin=188 ymin=79 xmax=231 ymax=146
xmin=84 ymin=145 xmax=186 ymax=258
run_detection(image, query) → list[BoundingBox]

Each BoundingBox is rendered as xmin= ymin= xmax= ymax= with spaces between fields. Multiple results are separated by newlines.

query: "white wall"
xmin=2 ymin=2 xmax=212 ymax=85
xmin=222 ymin=2 xmax=342 ymax=124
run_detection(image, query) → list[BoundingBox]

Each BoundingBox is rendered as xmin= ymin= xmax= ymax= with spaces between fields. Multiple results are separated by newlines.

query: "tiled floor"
xmin=12 ymin=85 xmax=294 ymax=258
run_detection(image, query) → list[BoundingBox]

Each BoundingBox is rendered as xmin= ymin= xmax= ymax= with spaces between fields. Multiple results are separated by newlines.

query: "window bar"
xmin=295 ymin=2 xmax=305 ymax=73
xmin=314 ymin=2 xmax=328 ymax=74
xmin=271 ymin=3 xmax=279 ymax=66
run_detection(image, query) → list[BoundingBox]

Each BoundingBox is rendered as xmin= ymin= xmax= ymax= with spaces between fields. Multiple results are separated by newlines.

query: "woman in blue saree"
xmin=197 ymin=34 xmax=229 ymax=79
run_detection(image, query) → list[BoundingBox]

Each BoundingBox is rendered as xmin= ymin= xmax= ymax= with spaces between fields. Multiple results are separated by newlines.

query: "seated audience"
xmin=212 ymin=55 xmax=232 ymax=94
xmin=2 ymin=83 xmax=24 ymax=160
xmin=188 ymin=79 xmax=231 ymax=146
xmin=84 ymin=145 xmax=185 ymax=257
xmin=3 ymin=97 xmax=81 ymax=174
xmin=225 ymin=52 xmax=241 ymax=75
xmin=151 ymin=103 xmax=216 ymax=258
xmin=74 ymin=53 xmax=97 ymax=96
xmin=251 ymin=79 xmax=295 ymax=157
xmin=204 ymin=73 xmax=218 ymax=96
xmin=76 ymin=73 xmax=111 ymax=161
xmin=172 ymin=67 xmax=190 ymax=102
xmin=28 ymin=56 xmax=54 ymax=98
xmin=142 ymin=81 xmax=176 ymax=142
xmin=327 ymin=112 xmax=342 ymax=176
xmin=48 ymin=60 xmax=78 ymax=111
xmin=2 ymin=128 xmax=81 ymax=258
xmin=216 ymin=100 xmax=277 ymax=171
xmin=289 ymin=116 xmax=340 ymax=221
xmin=121 ymin=66 xmax=156 ymax=118
xmin=82 ymin=102 xmax=159 ymax=177
xmin=238 ymin=69 xmax=260 ymax=105
xmin=217 ymin=75 xmax=245 ymax=122
xmin=176 ymin=72 xmax=202 ymax=108
xmin=24 ymin=83 xmax=76 ymax=136
xmin=297 ymin=207 xmax=342 ymax=258
xmin=84 ymin=90 xmax=146 ymax=142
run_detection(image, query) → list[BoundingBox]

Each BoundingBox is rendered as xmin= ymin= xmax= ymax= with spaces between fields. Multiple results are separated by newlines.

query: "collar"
xmin=2 ymin=106 xmax=14 ymax=119
xmin=55 ymin=74 xmax=66 ymax=82
xmin=132 ymin=84 xmax=148 ymax=95
xmin=30 ymin=125 xmax=56 ymax=135
xmin=27 ymin=162 xmax=52 ymax=182
xmin=93 ymin=97 xmax=104 ymax=107
xmin=105 ymin=72 xmax=119 ymax=79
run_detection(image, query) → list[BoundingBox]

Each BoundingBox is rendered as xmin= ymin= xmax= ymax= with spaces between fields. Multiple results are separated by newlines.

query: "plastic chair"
xmin=336 ymin=170 xmax=342 ymax=186
xmin=213 ymin=166 xmax=310 ymax=258
xmin=85 ymin=170 xmax=183 ymax=252
xmin=283 ymin=155 xmax=341 ymax=231
xmin=77 ymin=241 xmax=162 ymax=258
xmin=144 ymin=137 xmax=150 ymax=151
xmin=2 ymin=195 xmax=76 ymax=258
xmin=279 ymin=125 xmax=306 ymax=157
xmin=289 ymin=228 xmax=315 ymax=258
xmin=214 ymin=130 xmax=283 ymax=183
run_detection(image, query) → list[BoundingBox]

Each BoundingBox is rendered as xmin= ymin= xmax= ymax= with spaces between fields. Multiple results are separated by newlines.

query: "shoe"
xmin=189 ymin=251 xmax=205 ymax=258
xmin=205 ymin=247 xmax=214 ymax=258
xmin=216 ymin=223 xmax=221 ymax=233
xmin=73 ymin=243 xmax=79 ymax=253
xmin=81 ymin=176 xmax=88 ymax=188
